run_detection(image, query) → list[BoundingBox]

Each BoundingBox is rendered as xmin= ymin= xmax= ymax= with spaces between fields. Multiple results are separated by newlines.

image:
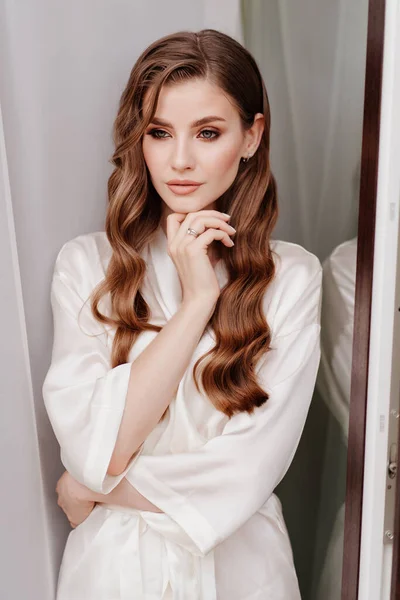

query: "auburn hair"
xmin=90 ymin=29 xmax=279 ymax=418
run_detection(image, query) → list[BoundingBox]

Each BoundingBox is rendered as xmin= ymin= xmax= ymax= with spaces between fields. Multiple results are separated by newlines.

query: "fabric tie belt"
xmin=103 ymin=503 xmax=217 ymax=599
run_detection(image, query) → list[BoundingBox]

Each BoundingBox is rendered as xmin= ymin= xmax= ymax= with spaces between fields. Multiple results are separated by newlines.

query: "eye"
xmin=146 ymin=128 xmax=220 ymax=141
xmin=199 ymin=129 xmax=220 ymax=141
xmin=147 ymin=129 xmax=170 ymax=139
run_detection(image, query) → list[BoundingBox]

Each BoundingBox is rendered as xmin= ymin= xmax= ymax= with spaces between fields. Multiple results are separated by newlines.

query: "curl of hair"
xmin=90 ymin=29 xmax=279 ymax=419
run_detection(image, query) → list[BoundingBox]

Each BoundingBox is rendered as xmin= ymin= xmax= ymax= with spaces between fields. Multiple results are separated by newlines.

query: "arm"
xmin=92 ymin=477 xmax=163 ymax=511
xmin=59 ymin=470 xmax=163 ymax=513
xmin=109 ymin=210 xmax=235 ymax=475
xmin=108 ymin=298 xmax=215 ymax=476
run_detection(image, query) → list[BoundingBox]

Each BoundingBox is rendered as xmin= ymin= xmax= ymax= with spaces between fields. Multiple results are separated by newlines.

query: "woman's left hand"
xmin=55 ymin=470 xmax=95 ymax=529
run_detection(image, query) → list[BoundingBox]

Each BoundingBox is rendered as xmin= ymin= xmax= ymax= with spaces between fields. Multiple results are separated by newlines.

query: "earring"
xmin=241 ymin=153 xmax=252 ymax=163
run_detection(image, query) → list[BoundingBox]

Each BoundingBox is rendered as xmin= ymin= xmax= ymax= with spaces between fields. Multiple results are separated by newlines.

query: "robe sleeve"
xmin=125 ymin=257 xmax=323 ymax=556
xmin=42 ymin=240 xmax=142 ymax=494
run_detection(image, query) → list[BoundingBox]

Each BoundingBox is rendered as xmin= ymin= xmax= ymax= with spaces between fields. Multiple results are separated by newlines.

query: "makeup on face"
xmin=141 ymin=79 xmax=248 ymax=214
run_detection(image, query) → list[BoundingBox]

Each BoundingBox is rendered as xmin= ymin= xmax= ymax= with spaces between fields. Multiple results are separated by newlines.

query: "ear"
xmin=243 ymin=113 xmax=265 ymax=157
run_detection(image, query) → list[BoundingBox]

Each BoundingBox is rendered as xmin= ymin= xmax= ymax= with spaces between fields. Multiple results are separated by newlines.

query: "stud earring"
xmin=241 ymin=153 xmax=252 ymax=163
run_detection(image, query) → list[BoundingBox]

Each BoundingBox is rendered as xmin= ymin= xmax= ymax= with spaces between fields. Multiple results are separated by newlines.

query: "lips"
xmin=167 ymin=180 xmax=202 ymax=185
xmin=167 ymin=182 xmax=203 ymax=195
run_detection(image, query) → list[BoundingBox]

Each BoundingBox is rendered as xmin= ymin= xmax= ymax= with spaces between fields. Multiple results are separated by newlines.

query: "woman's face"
xmin=141 ymin=78 xmax=264 ymax=224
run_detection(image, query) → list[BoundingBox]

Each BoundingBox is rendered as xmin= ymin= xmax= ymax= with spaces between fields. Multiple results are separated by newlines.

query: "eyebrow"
xmin=149 ymin=115 xmax=227 ymax=128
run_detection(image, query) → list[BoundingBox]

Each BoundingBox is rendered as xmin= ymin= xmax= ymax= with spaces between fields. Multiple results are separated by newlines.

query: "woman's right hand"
xmin=56 ymin=470 xmax=96 ymax=529
xmin=166 ymin=210 xmax=236 ymax=307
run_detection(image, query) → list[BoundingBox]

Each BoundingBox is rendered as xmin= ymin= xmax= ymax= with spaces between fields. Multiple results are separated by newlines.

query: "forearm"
xmin=84 ymin=477 xmax=163 ymax=513
xmin=108 ymin=298 xmax=215 ymax=476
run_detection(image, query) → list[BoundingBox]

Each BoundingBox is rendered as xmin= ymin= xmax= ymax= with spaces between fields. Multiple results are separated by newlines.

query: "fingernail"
xmin=222 ymin=213 xmax=231 ymax=218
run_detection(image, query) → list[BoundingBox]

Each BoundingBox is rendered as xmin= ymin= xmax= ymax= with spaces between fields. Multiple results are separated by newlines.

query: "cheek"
xmin=142 ymin=140 xmax=164 ymax=177
xmin=205 ymin=142 xmax=241 ymax=180
xmin=142 ymin=148 xmax=153 ymax=172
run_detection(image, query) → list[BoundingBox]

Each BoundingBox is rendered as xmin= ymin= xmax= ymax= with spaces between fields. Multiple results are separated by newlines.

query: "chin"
xmin=170 ymin=201 xmax=211 ymax=214
xmin=159 ymin=192 xmax=217 ymax=215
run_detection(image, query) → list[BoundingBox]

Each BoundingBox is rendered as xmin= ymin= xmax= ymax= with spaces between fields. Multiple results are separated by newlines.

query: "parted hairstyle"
xmin=90 ymin=28 xmax=279 ymax=418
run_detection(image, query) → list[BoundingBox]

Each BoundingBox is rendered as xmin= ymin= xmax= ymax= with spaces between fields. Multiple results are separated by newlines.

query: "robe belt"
xmin=103 ymin=503 xmax=217 ymax=599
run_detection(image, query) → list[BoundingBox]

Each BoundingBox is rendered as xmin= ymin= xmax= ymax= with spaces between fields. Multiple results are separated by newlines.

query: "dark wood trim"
xmin=391 ymin=402 xmax=400 ymax=597
xmin=341 ymin=0 xmax=386 ymax=598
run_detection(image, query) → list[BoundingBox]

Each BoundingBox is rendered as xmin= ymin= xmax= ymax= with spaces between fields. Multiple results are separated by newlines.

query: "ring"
xmin=187 ymin=227 xmax=199 ymax=238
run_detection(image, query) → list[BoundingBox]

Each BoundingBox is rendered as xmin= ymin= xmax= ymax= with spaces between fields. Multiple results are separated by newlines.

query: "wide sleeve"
xmin=42 ymin=239 xmax=142 ymax=494
xmin=126 ymin=256 xmax=323 ymax=556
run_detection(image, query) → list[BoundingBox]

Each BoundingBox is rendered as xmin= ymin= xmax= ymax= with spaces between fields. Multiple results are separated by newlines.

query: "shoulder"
xmin=53 ymin=231 xmax=111 ymax=295
xmin=323 ymin=236 xmax=357 ymax=281
xmin=270 ymin=238 xmax=322 ymax=284
xmin=55 ymin=230 xmax=111 ymax=270
xmin=322 ymin=236 xmax=357 ymax=310
xmin=266 ymin=239 xmax=323 ymax=335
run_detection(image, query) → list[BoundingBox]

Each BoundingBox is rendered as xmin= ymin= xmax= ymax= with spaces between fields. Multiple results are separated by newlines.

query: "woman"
xmin=43 ymin=28 xmax=322 ymax=600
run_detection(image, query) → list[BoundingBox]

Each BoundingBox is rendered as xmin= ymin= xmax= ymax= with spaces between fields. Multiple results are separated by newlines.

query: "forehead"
xmin=143 ymin=78 xmax=239 ymax=122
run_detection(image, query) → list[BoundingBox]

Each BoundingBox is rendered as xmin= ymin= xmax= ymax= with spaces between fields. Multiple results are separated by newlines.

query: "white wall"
xmin=0 ymin=2 xmax=241 ymax=597
xmin=0 ymin=102 xmax=53 ymax=600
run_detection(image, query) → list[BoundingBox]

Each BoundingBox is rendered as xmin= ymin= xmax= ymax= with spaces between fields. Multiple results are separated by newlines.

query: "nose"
xmin=170 ymin=138 xmax=196 ymax=171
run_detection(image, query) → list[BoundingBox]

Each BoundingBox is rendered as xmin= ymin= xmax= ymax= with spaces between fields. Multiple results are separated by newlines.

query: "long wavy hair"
xmin=90 ymin=29 xmax=279 ymax=418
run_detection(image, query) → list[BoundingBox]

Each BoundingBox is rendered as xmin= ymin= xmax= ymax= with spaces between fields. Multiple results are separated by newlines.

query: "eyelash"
xmin=146 ymin=128 xmax=220 ymax=142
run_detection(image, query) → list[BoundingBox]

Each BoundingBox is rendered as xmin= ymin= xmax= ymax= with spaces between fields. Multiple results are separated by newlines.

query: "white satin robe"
xmin=42 ymin=224 xmax=323 ymax=600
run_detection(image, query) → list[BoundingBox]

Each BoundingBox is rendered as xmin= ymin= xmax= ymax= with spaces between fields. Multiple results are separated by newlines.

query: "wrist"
xmin=69 ymin=474 xmax=98 ymax=503
xmin=180 ymin=297 xmax=216 ymax=321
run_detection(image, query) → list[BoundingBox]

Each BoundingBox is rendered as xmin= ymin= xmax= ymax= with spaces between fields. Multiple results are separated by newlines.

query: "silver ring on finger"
xmin=187 ymin=227 xmax=199 ymax=238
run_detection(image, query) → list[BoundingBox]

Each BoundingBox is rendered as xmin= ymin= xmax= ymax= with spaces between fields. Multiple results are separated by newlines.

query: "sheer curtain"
xmin=241 ymin=0 xmax=366 ymax=262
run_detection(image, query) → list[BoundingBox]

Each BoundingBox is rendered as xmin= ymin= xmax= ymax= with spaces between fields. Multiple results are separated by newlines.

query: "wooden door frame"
xmin=341 ymin=0 xmax=386 ymax=597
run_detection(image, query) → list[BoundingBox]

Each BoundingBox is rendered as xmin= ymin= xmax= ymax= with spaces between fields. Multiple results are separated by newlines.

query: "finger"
xmin=182 ymin=217 xmax=236 ymax=245
xmin=183 ymin=210 xmax=231 ymax=233
xmin=178 ymin=222 xmax=235 ymax=253
xmin=190 ymin=228 xmax=235 ymax=250
xmin=188 ymin=209 xmax=231 ymax=220
xmin=166 ymin=213 xmax=186 ymax=247
xmin=173 ymin=211 xmax=232 ymax=248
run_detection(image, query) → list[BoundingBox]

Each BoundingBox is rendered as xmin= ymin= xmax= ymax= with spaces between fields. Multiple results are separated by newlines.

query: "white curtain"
xmin=241 ymin=0 xmax=367 ymax=262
